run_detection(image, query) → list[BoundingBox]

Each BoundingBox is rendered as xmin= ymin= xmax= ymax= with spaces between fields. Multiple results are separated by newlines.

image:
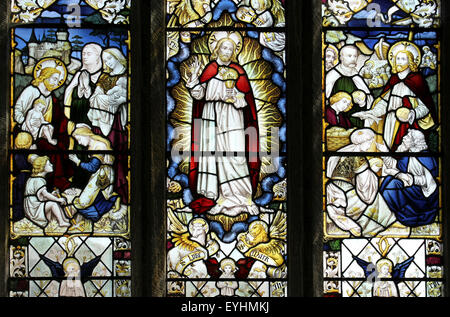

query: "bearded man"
xmin=325 ymin=45 xmax=339 ymax=72
xmin=185 ymin=31 xmax=260 ymax=240
xmin=14 ymin=58 xmax=73 ymax=191
xmin=353 ymin=41 xmax=436 ymax=151
xmin=325 ymin=44 xmax=374 ymax=128
xmin=15 ymin=67 xmax=61 ymax=127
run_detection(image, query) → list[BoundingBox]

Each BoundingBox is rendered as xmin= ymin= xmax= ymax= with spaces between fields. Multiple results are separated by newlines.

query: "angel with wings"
xmin=236 ymin=211 xmax=287 ymax=279
xmin=353 ymin=255 xmax=414 ymax=297
xmin=167 ymin=209 xmax=220 ymax=280
xmin=39 ymin=248 xmax=101 ymax=297
xmin=377 ymin=0 xmax=440 ymax=27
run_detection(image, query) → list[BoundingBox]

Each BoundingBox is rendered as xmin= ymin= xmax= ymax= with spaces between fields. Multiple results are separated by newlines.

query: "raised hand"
xmin=190 ymin=56 xmax=202 ymax=79
xmin=184 ymin=56 xmax=202 ymax=86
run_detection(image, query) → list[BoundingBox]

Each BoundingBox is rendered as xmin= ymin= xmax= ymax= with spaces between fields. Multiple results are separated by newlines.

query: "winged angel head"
xmin=323 ymin=0 xmax=372 ymax=26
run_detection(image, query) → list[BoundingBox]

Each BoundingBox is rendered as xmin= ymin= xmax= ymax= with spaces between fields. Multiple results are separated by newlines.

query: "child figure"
xmin=22 ymin=99 xmax=57 ymax=145
xmin=59 ymin=258 xmax=85 ymax=297
xmin=352 ymin=90 xmax=367 ymax=108
xmin=372 ymin=259 xmax=398 ymax=297
xmin=23 ymin=155 xmax=70 ymax=228
xmin=325 ymin=91 xmax=353 ymax=128
xmin=216 ymin=258 xmax=239 ymax=297
xmin=106 ymin=81 xmax=127 ymax=103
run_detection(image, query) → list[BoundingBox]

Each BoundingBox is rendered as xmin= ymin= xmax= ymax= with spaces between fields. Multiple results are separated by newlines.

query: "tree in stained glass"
xmin=166 ymin=0 xmax=287 ymax=297
xmin=322 ymin=0 xmax=443 ymax=298
xmin=8 ymin=0 xmax=131 ymax=297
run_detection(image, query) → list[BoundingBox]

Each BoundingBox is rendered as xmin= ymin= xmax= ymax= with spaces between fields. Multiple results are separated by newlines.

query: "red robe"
xmin=188 ymin=61 xmax=260 ymax=214
xmin=381 ymin=71 xmax=436 ymax=151
xmin=36 ymin=95 xmax=74 ymax=191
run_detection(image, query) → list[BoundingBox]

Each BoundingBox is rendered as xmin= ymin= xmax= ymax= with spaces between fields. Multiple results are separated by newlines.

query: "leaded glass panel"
xmin=8 ymin=0 xmax=131 ymax=298
xmin=322 ymin=0 xmax=443 ymax=297
xmin=166 ymin=0 xmax=287 ymax=297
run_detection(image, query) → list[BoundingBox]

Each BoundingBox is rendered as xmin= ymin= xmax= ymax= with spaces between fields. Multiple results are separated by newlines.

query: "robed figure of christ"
xmin=353 ymin=41 xmax=437 ymax=151
xmin=14 ymin=58 xmax=74 ymax=191
xmin=185 ymin=31 xmax=261 ymax=236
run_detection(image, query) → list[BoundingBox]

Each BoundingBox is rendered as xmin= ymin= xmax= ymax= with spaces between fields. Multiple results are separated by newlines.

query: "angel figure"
xmin=216 ymin=258 xmax=239 ymax=296
xmin=167 ymin=209 xmax=220 ymax=281
xmin=167 ymin=0 xmax=213 ymax=28
xmin=420 ymin=46 xmax=437 ymax=70
xmin=235 ymin=0 xmax=285 ymax=59
xmin=39 ymin=251 xmax=101 ymax=297
xmin=236 ymin=211 xmax=287 ymax=280
xmin=353 ymin=255 xmax=415 ymax=297
xmin=322 ymin=0 xmax=373 ymax=26
xmin=377 ymin=0 xmax=440 ymax=27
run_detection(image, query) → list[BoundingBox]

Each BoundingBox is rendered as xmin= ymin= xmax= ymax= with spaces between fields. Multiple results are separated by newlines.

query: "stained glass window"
xmin=8 ymin=0 xmax=131 ymax=297
xmin=322 ymin=0 xmax=443 ymax=297
xmin=166 ymin=0 xmax=287 ymax=297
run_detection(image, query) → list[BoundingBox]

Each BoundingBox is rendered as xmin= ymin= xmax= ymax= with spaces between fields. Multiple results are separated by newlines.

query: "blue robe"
xmin=380 ymin=155 xmax=439 ymax=227
xmin=76 ymin=157 xmax=118 ymax=222
xmin=212 ymin=0 xmax=237 ymax=20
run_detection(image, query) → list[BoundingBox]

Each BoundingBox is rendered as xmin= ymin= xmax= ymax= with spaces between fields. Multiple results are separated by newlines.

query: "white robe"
xmin=88 ymin=75 xmax=127 ymax=136
xmin=22 ymin=108 xmax=54 ymax=141
xmin=216 ymin=276 xmax=238 ymax=296
xmin=189 ymin=74 xmax=259 ymax=216
xmin=326 ymin=158 xmax=396 ymax=236
xmin=371 ymin=80 xmax=430 ymax=149
xmin=24 ymin=177 xmax=48 ymax=227
xmin=14 ymin=85 xmax=52 ymax=127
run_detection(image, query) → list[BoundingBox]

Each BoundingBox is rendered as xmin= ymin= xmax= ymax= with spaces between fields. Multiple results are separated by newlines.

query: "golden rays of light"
xmin=243 ymin=60 xmax=273 ymax=80
xmin=191 ymin=36 xmax=210 ymax=55
xmin=239 ymin=37 xmax=262 ymax=65
xmin=168 ymin=32 xmax=284 ymax=181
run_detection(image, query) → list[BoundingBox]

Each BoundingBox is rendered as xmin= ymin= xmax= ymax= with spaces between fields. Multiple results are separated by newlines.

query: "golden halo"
xmin=325 ymin=44 xmax=339 ymax=66
xmin=33 ymin=57 xmax=68 ymax=90
xmin=220 ymin=258 xmax=236 ymax=271
xmin=208 ymin=31 xmax=243 ymax=56
xmin=376 ymin=258 xmax=393 ymax=273
xmin=388 ymin=41 xmax=422 ymax=69
xmin=248 ymin=220 xmax=268 ymax=233
xmin=188 ymin=217 xmax=209 ymax=234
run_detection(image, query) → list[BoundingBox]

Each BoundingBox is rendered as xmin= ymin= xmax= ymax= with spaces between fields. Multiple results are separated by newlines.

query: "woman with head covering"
xmin=64 ymin=43 xmax=103 ymax=189
xmin=87 ymin=47 xmax=128 ymax=204
xmin=68 ymin=125 xmax=120 ymax=222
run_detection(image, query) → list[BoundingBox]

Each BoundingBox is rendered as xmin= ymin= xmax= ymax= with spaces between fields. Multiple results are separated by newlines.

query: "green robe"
xmin=331 ymin=76 xmax=364 ymax=128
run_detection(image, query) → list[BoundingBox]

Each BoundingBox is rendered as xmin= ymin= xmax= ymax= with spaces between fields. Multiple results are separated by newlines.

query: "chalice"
xmin=223 ymin=68 xmax=239 ymax=103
